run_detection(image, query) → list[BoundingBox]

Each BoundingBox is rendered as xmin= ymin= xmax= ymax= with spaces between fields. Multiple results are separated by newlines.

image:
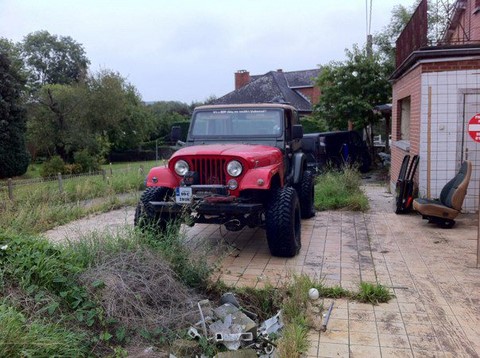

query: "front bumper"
xmin=149 ymin=200 xmax=263 ymax=216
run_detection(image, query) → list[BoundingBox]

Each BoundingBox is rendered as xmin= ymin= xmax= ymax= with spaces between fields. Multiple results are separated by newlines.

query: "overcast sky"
xmin=0 ymin=0 xmax=414 ymax=103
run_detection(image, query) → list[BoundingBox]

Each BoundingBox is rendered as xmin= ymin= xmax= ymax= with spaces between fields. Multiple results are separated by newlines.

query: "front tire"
xmin=134 ymin=187 xmax=175 ymax=232
xmin=296 ymin=170 xmax=316 ymax=219
xmin=265 ymin=187 xmax=301 ymax=257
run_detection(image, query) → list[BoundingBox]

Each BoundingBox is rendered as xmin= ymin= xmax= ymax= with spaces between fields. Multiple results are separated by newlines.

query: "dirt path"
xmin=43 ymin=206 xmax=135 ymax=244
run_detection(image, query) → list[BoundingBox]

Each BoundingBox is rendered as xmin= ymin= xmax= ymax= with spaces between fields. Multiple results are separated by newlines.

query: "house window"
xmin=399 ymin=97 xmax=411 ymax=141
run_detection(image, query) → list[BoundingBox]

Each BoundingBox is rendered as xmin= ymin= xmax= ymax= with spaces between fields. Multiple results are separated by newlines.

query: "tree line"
xmin=0 ymin=30 xmax=204 ymax=179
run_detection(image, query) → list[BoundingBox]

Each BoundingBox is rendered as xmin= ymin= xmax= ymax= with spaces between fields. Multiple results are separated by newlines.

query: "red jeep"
xmin=134 ymin=104 xmax=315 ymax=257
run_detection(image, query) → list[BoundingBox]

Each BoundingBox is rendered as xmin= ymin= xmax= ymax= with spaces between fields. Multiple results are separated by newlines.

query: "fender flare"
xmin=145 ymin=167 xmax=179 ymax=188
xmin=240 ymin=164 xmax=283 ymax=190
xmin=293 ymin=152 xmax=306 ymax=185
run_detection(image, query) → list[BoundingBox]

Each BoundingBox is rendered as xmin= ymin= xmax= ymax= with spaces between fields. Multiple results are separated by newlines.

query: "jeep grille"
xmin=191 ymin=158 xmax=227 ymax=185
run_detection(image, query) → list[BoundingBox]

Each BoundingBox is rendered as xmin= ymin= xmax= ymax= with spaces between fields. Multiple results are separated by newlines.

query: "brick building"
xmin=390 ymin=0 xmax=480 ymax=212
xmin=214 ymin=69 xmax=321 ymax=115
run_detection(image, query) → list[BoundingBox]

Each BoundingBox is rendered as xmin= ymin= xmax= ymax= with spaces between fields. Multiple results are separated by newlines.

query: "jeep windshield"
xmin=190 ymin=109 xmax=283 ymax=138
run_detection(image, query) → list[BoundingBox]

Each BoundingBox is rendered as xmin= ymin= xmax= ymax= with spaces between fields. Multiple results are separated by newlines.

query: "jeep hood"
xmin=172 ymin=144 xmax=282 ymax=166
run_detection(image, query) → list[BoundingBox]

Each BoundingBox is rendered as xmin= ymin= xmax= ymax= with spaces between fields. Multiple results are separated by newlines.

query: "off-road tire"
xmin=296 ymin=170 xmax=315 ymax=219
xmin=134 ymin=187 xmax=175 ymax=232
xmin=265 ymin=187 xmax=301 ymax=257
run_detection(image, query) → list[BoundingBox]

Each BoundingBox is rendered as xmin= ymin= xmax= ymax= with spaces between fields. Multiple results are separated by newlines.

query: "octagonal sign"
xmin=468 ymin=113 xmax=480 ymax=142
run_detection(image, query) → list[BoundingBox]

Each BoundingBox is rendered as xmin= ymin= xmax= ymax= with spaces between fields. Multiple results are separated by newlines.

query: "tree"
xmin=27 ymin=70 xmax=154 ymax=160
xmin=374 ymin=0 xmax=455 ymax=68
xmin=21 ymin=30 xmax=90 ymax=88
xmin=27 ymin=84 xmax=88 ymax=161
xmin=314 ymin=45 xmax=391 ymax=139
xmin=374 ymin=3 xmax=414 ymax=68
xmin=86 ymin=70 xmax=155 ymax=151
xmin=147 ymin=101 xmax=190 ymax=142
xmin=0 ymin=52 xmax=30 ymax=178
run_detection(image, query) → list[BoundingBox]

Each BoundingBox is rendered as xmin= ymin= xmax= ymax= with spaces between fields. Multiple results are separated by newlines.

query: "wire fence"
xmin=0 ymin=164 xmax=150 ymax=202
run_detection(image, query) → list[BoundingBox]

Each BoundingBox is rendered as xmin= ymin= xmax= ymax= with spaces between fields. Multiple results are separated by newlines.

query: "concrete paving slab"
xmin=186 ymin=183 xmax=480 ymax=357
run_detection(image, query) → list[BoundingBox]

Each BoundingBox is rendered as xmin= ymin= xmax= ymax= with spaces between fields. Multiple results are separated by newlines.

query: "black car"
xmin=302 ymin=131 xmax=371 ymax=173
xmin=302 ymin=133 xmax=326 ymax=174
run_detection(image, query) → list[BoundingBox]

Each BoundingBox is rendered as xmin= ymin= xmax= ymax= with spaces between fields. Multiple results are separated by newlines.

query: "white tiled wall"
xmin=419 ymin=69 xmax=480 ymax=213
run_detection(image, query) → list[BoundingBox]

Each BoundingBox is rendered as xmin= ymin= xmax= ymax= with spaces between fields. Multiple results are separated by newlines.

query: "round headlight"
xmin=174 ymin=160 xmax=189 ymax=176
xmin=227 ymin=160 xmax=243 ymax=177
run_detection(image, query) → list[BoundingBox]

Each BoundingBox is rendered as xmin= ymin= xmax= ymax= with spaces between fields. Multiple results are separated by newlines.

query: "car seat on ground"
xmin=412 ymin=160 xmax=472 ymax=228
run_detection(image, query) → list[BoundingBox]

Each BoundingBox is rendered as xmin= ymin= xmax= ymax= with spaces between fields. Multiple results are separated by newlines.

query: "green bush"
xmin=74 ymin=150 xmax=101 ymax=173
xmin=40 ymin=156 xmax=66 ymax=178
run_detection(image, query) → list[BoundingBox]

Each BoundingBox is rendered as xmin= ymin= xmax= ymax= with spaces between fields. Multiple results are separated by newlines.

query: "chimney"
xmin=235 ymin=70 xmax=250 ymax=90
xmin=276 ymin=69 xmax=283 ymax=72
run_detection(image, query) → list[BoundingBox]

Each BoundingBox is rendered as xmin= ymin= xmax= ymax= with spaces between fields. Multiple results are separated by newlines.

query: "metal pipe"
xmin=321 ymin=302 xmax=334 ymax=332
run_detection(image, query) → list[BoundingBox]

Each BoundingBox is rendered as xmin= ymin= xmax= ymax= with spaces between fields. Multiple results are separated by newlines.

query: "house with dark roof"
xmin=390 ymin=0 xmax=480 ymax=212
xmin=214 ymin=69 xmax=321 ymax=115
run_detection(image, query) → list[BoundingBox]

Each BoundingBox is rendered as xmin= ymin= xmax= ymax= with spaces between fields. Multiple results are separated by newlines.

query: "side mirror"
xmin=170 ymin=126 xmax=181 ymax=142
xmin=292 ymin=124 xmax=304 ymax=140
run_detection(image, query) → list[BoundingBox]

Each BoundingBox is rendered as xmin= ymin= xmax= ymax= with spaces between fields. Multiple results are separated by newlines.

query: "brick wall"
xmin=422 ymin=59 xmax=480 ymax=72
xmin=390 ymin=66 xmax=422 ymax=190
xmin=296 ymin=87 xmax=321 ymax=105
xmin=448 ymin=0 xmax=480 ymax=43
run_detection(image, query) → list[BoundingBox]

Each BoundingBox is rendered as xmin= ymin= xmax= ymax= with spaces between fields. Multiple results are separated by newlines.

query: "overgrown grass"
xmin=0 ymin=303 xmax=89 ymax=358
xmin=68 ymin=223 xmax=212 ymax=291
xmin=0 ymin=160 xmax=163 ymax=235
xmin=0 ymin=170 xmax=144 ymax=235
xmin=0 ymin=193 xmax=137 ymax=235
xmin=315 ymin=167 xmax=369 ymax=211
xmin=0 ymin=223 xmax=215 ymax=356
xmin=8 ymin=160 xmax=160 ymax=180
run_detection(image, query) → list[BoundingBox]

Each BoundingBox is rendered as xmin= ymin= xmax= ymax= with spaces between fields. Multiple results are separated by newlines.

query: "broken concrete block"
xmin=213 ymin=303 xmax=257 ymax=333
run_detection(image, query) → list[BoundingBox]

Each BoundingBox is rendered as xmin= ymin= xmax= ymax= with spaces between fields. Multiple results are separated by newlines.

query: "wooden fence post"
xmin=102 ymin=169 xmax=106 ymax=181
xmin=110 ymin=163 xmax=113 ymax=176
xmin=57 ymin=173 xmax=63 ymax=193
xmin=7 ymin=178 xmax=14 ymax=200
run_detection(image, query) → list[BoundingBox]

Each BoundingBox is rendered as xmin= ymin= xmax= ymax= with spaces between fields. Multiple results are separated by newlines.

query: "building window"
xmin=399 ymin=96 xmax=411 ymax=141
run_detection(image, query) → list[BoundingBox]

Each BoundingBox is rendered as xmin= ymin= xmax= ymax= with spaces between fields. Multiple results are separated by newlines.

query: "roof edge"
xmin=390 ymin=45 xmax=480 ymax=81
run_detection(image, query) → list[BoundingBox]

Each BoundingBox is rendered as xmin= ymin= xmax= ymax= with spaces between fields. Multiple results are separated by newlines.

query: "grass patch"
xmin=354 ymin=282 xmax=393 ymax=304
xmin=314 ymin=167 xmax=369 ymax=211
xmin=0 ymin=192 xmax=137 ymax=235
xmin=0 ymin=303 xmax=89 ymax=358
xmin=0 ymin=160 xmax=163 ymax=235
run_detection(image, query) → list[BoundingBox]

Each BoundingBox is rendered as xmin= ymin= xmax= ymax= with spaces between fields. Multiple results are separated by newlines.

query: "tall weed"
xmin=0 ymin=303 xmax=88 ymax=358
xmin=315 ymin=167 xmax=369 ymax=211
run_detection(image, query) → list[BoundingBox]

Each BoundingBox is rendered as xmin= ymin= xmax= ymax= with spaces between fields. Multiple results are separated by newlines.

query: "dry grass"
xmin=80 ymin=248 xmax=199 ymax=332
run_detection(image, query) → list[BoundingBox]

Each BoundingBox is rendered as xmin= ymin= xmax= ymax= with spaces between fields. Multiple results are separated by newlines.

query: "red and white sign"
xmin=468 ymin=113 xmax=480 ymax=142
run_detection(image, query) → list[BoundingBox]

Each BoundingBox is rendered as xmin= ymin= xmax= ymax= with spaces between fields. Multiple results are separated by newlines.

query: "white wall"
xmin=419 ymin=69 xmax=480 ymax=213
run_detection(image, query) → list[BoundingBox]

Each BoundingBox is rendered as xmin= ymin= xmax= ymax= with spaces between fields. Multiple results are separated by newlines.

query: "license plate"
xmin=175 ymin=187 xmax=192 ymax=204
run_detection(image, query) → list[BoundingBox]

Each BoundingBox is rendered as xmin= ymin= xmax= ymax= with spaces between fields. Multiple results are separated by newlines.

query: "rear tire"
xmin=134 ymin=187 xmax=175 ymax=232
xmin=296 ymin=170 xmax=316 ymax=219
xmin=265 ymin=187 xmax=301 ymax=257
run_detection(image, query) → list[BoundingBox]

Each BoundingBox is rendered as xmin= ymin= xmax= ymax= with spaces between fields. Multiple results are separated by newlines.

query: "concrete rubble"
xmin=171 ymin=293 xmax=284 ymax=357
